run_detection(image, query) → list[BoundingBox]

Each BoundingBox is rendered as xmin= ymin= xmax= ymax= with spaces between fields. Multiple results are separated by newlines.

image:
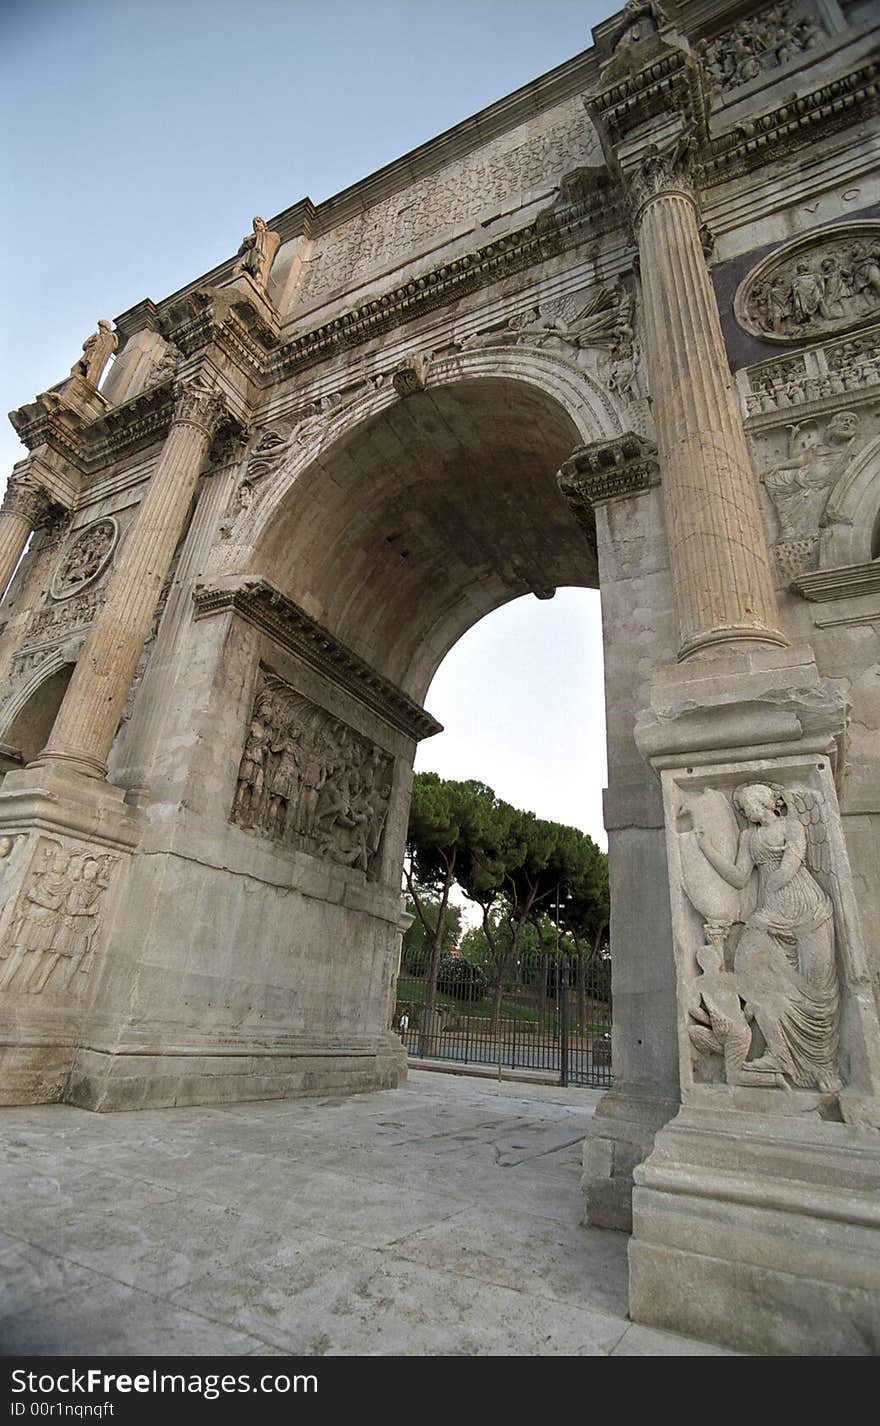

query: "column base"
xmin=582 ymin=1083 xmax=680 ymax=1231
xmin=677 ymin=624 xmax=788 ymax=662
xmin=629 ymin=1106 xmax=880 ymax=1354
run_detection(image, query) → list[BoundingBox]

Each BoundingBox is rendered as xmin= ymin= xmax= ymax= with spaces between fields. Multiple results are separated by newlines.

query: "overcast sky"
xmin=1 ymin=0 xmax=610 ymax=848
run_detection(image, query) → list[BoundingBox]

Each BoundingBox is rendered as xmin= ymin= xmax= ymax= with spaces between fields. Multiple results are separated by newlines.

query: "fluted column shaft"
xmin=39 ymin=380 xmax=226 ymax=776
xmin=0 ymin=473 xmax=52 ymax=600
xmin=636 ymin=185 xmax=784 ymax=659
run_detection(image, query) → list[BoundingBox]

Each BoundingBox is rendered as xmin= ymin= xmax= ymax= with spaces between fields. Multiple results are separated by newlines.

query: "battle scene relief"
xmin=232 ymin=669 xmax=394 ymax=879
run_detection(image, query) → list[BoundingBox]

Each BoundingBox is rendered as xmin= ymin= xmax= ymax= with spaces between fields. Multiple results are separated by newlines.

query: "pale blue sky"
xmin=1 ymin=0 xmax=610 ymax=846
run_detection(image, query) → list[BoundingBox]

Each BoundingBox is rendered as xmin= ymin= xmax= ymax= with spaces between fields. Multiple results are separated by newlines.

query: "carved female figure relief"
xmin=693 ymin=783 xmax=840 ymax=1093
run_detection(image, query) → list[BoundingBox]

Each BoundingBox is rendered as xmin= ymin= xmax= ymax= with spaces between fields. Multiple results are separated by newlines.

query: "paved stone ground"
xmin=0 ymin=1068 xmax=733 ymax=1356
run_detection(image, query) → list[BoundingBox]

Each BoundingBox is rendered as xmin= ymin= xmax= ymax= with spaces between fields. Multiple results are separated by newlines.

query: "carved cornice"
xmin=558 ymin=431 xmax=659 ymax=553
xmin=160 ymin=284 xmax=278 ymax=378
xmin=269 ymin=182 xmax=620 ymax=382
xmin=791 ymin=563 xmax=880 ymax=603
xmin=704 ymin=59 xmax=880 ymax=185
xmin=0 ymin=473 xmax=54 ymax=527
xmin=586 ymin=40 xmax=710 ymax=155
xmin=559 ymin=431 xmax=660 ymax=501
xmin=191 ymin=578 xmax=443 ymax=743
xmin=87 ymin=382 xmax=175 ymax=466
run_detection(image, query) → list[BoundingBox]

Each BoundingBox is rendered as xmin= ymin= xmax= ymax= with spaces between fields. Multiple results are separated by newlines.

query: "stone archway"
xmin=247 ymin=353 xmax=621 ymax=699
xmin=0 ymin=659 xmax=74 ymax=770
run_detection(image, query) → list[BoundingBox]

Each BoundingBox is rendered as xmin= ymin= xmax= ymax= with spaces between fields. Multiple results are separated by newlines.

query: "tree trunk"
xmin=418 ymin=847 xmax=456 ymax=1057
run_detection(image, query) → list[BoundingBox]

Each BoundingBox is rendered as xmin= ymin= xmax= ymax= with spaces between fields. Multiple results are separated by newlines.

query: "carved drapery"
xmin=676 ymin=779 xmax=840 ymax=1095
xmin=232 ymin=669 xmax=394 ymax=880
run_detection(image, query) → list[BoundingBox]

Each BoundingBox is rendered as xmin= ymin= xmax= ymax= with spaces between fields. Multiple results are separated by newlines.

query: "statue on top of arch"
xmin=234 ymin=216 xmax=281 ymax=294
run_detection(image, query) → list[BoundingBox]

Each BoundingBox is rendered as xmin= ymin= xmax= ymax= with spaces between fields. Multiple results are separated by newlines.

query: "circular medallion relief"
xmin=50 ymin=517 xmax=118 ymax=601
xmin=735 ymin=221 xmax=880 ymax=345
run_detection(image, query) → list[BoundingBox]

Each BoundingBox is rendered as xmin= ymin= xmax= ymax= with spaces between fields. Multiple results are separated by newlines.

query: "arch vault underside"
xmin=2 ymin=0 xmax=880 ymax=1354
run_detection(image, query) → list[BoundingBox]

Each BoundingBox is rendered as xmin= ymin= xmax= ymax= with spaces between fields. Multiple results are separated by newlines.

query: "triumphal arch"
xmin=2 ymin=0 xmax=879 ymax=1352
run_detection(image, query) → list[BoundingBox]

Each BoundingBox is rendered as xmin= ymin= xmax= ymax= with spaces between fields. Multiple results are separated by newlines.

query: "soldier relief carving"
xmin=737 ymin=224 xmax=880 ymax=344
xmin=699 ymin=2 xmax=824 ymax=94
xmin=678 ymin=783 xmax=841 ymax=1094
xmin=232 ymin=672 xmax=394 ymax=878
xmin=0 ymin=840 xmax=118 ymax=996
xmin=50 ymin=518 xmax=117 ymax=600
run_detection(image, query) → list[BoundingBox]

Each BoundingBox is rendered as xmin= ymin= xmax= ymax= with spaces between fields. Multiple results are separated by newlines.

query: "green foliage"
xmin=436 ymin=955 xmax=485 ymax=1000
xmin=401 ymin=897 xmax=462 ymax=973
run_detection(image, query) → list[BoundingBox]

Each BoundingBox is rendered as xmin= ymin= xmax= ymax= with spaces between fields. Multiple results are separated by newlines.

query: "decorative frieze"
xmin=231 ymin=669 xmax=394 ymax=879
xmin=192 ymin=578 xmax=442 ymax=744
xmin=736 ymin=223 xmax=880 ymax=345
xmin=297 ymin=113 xmax=594 ymax=305
xmin=17 ymin=588 xmax=107 ymax=660
xmin=699 ymin=2 xmax=827 ymax=95
xmin=50 ymin=518 xmax=118 ymax=601
xmin=741 ymin=326 xmax=880 ymax=418
xmin=0 ymin=838 xmax=118 ymax=997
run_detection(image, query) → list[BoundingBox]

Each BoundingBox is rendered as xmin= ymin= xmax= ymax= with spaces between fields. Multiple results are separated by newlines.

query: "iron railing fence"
xmin=394 ymin=954 xmax=612 ymax=1088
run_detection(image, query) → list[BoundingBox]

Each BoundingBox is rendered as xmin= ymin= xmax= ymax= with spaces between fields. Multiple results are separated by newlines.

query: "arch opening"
xmin=256 ymin=374 xmax=602 ymax=701
xmin=2 ymin=664 xmax=74 ymax=770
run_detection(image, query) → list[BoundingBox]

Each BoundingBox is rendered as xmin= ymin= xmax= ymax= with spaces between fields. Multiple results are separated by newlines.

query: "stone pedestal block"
xmin=629 ymin=1106 xmax=880 ymax=1354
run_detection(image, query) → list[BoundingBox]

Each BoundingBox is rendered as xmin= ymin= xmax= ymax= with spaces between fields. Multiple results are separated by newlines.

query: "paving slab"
xmin=0 ymin=1069 xmax=735 ymax=1356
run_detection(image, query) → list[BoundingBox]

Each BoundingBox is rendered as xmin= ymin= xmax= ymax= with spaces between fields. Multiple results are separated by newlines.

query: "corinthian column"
xmin=630 ymin=142 xmax=785 ymax=660
xmin=38 ymin=378 xmax=226 ymax=778
xmin=0 ymin=470 xmax=53 ymax=599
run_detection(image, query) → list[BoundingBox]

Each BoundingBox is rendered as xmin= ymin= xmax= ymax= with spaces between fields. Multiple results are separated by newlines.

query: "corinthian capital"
xmin=1 ymin=472 xmax=53 ymax=527
xmin=171 ymin=377 xmax=228 ymax=439
xmin=626 ymin=131 xmax=699 ymax=229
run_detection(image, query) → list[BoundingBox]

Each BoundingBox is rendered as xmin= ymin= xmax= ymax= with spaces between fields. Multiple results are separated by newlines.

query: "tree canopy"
xmin=403 ymin=771 xmax=609 ymax=1043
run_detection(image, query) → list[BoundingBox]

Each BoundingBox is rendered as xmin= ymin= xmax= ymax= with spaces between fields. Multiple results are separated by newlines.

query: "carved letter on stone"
xmin=231 ymin=670 xmax=394 ymax=879
xmin=0 ymin=840 xmax=118 ymax=996
xmin=50 ymin=518 xmax=118 ymax=601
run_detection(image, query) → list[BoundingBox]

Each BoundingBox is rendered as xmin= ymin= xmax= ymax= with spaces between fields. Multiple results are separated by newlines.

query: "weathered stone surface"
xmin=2 ymin=0 xmax=880 ymax=1357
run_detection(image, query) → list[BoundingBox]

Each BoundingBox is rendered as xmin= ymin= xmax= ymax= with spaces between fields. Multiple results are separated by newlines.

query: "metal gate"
xmin=394 ymin=950 xmax=612 ymax=1088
